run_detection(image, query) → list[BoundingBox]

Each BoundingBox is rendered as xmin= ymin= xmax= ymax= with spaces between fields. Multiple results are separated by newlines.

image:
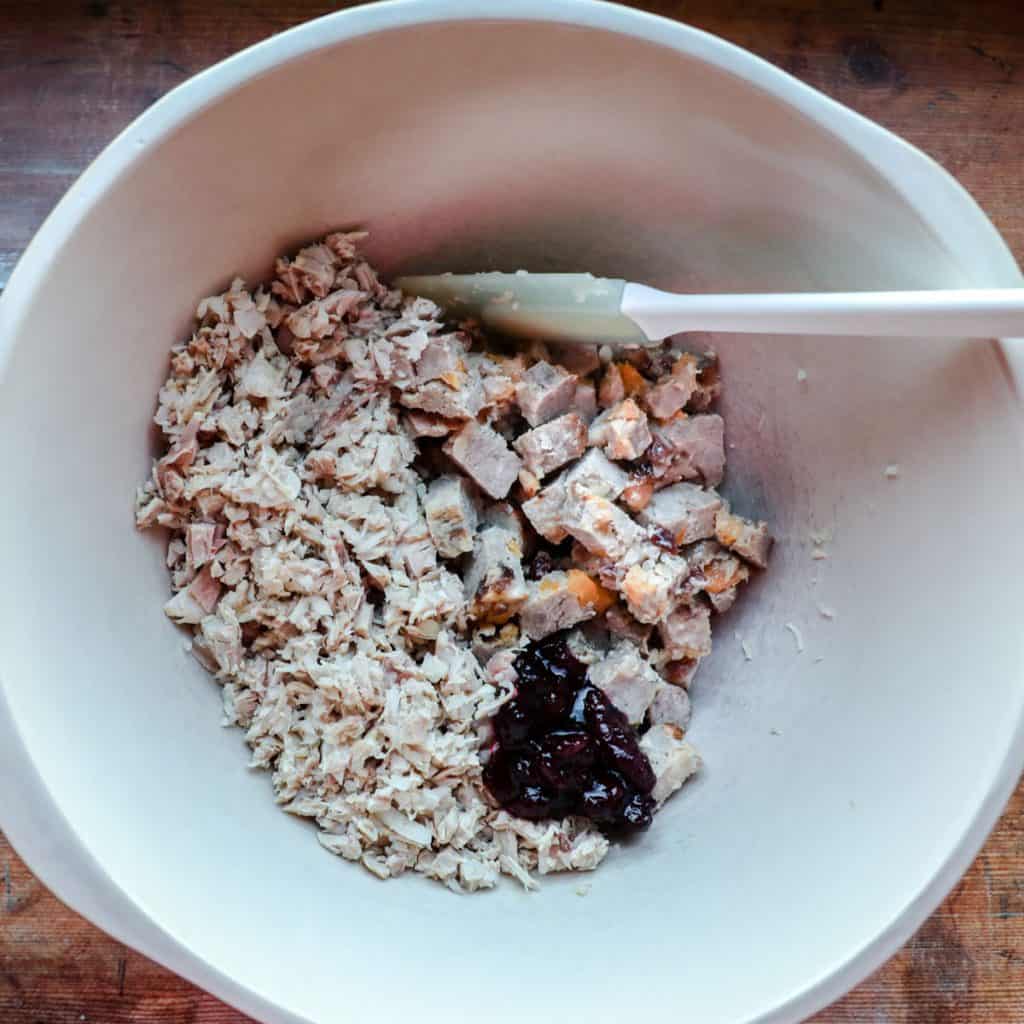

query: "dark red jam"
xmin=484 ymin=634 xmax=656 ymax=833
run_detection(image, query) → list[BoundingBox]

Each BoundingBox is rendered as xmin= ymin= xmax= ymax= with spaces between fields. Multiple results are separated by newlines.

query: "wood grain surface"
xmin=2 ymin=1 xmax=1024 ymax=1021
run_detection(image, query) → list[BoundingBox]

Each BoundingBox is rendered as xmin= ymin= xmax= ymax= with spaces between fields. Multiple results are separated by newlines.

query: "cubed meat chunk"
xmin=588 ymin=398 xmax=652 ymax=461
xmin=414 ymin=333 xmax=469 ymax=385
xmin=598 ymin=363 xmax=625 ymax=408
xmin=401 ymin=367 xmax=484 ymax=420
xmin=522 ymin=479 xmax=568 ymax=544
xmin=515 ymin=361 xmax=577 ymax=426
xmin=468 ymin=352 xmax=525 ymax=419
xmin=563 ymin=448 xmax=630 ymax=500
xmin=587 ymin=641 xmax=661 ymax=724
xmin=647 ymin=413 xmax=725 ymax=488
xmin=423 ymin=475 xmax=478 ymax=558
xmin=513 ymin=412 xmax=588 ymax=478
xmin=562 ymin=481 xmax=645 ymax=560
xmin=601 ymin=602 xmax=653 ymax=647
xmin=520 ymin=569 xmax=611 ymax=639
xmin=444 ymin=419 xmax=522 ymax=499
xmin=715 ymin=509 xmax=773 ymax=569
xmin=620 ymin=552 xmax=689 ymax=624
xmin=644 ymin=354 xmax=698 ymax=420
xmin=639 ymin=482 xmax=723 ymax=545
xmin=662 ymin=657 xmax=702 ymax=689
xmin=649 ymin=684 xmax=692 ymax=730
xmin=463 ymin=526 xmax=528 ymax=625
xmin=639 ymin=723 xmax=701 ymax=804
xmin=481 ymin=501 xmax=529 ymax=562
xmin=548 ymin=343 xmax=602 ymax=378
xmin=573 ymin=381 xmax=598 ymax=423
xmin=684 ymin=540 xmax=750 ymax=604
xmin=659 ymin=601 xmax=712 ymax=660
xmin=404 ymin=410 xmax=459 ymax=438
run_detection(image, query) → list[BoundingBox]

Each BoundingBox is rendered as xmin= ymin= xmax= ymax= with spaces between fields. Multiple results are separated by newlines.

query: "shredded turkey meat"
xmin=136 ymin=233 xmax=770 ymax=893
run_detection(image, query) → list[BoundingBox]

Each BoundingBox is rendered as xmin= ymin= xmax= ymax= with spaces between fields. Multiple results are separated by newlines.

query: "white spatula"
xmin=394 ymin=273 xmax=1024 ymax=344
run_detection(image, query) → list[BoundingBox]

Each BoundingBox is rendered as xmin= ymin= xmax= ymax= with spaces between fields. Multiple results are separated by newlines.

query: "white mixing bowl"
xmin=2 ymin=3 xmax=1023 ymax=1022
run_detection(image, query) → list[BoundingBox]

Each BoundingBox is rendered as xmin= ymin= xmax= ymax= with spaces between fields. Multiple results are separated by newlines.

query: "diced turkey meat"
xmin=548 ymin=343 xmax=602 ymax=378
xmin=481 ymin=501 xmax=529 ymax=555
xmin=573 ymin=381 xmax=599 ymax=423
xmin=561 ymin=481 xmax=646 ymax=561
xmin=620 ymin=552 xmax=688 ymax=624
xmin=522 ymin=479 xmax=569 ymax=544
xmin=464 ymin=526 xmax=528 ymax=625
xmin=470 ymin=352 xmax=524 ymax=419
xmin=414 ymin=333 xmax=469 ymax=384
xmin=513 ymin=412 xmax=588 ymax=479
xmin=186 ymin=522 xmax=218 ymax=569
xmin=644 ymin=354 xmax=698 ymax=420
xmin=444 ymin=419 xmax=522 ymax=499
xmin=639 ymin=724 xmax=701 ymax=804
xmin=659 ymin=601 xmax=713 ymax=660
xmin=648 ymin=684 xmax=692 ymax=730
xmin=587 ymin=641 xmax=661 ymax=725
xmin=662 ymin=657 xmax=702 ymax=690
xmin=588 ymin=398 xmax=653 ymax=461
xmin=424 ymin=476 xmax=478 ymax=558
xmin=570 ymin=542 xmax=629 ymax=592
xmin=520 ymin=570 xmax=609 ymax=640
xmin=639 ymin=482 xmax=723 ymax=545
xmin=563 ymin=448 xmax=630 ymax=500
xmin=401 ymin=369 xmax=485 ymax=420
xmin=715 ymin=508 xmax=773 ymax=569
xmin=515 ymin=360 xmax=577 ymax=426
xmin=601 ymin=602 xmax=654 ymax=647
xmin=685 ymin=539 xmax=751 ymax=609
xmin=620 ymin=476 xmax=654 ymax=513
xmin=404 ymin=410 xmax=459 ymax=438
xmin=647 ymin=413 xmax=726 ymax=488
xmin=706 ymin=586 xmax=740 ymax=614
xmin=598 ymin=364 xmax=625 ymax=409
xmin=135 ymin=233 xmax=770 ymax=894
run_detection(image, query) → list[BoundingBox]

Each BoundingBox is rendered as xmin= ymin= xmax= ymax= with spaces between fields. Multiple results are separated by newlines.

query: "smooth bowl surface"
xmin=2 ymin=4 xmax=1024 ymax=1024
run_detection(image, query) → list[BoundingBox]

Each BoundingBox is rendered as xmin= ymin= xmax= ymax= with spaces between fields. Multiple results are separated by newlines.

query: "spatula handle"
xmin=621 ymin=285 xmax=1024 ymax=340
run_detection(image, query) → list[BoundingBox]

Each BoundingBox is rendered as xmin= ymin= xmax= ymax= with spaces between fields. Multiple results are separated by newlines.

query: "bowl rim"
xmin=2 ymin=3 xmax=1023 ymax=1023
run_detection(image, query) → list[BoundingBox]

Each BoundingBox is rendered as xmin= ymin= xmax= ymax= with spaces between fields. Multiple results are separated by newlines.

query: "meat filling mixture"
xmin=135 ymin=233 xmax=771 ymax=892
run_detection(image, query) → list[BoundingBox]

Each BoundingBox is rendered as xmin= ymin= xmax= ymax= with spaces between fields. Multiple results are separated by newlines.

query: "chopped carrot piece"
xmin=566 ymin=569 xmax=616 ymax=613
xmin=617 ymin=362 xmax=646 ymax=397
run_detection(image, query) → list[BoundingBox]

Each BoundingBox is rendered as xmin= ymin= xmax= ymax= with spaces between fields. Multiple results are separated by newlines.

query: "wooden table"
xmin=2 ymin=1 xmax=1024 ymax=1020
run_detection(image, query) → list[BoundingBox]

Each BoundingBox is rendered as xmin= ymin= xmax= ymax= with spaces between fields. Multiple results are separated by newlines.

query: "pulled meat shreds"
xmin=137 ymin=234 xmax=772 ymax=892
xmin=136 ymin=234 xmax=610 ymax=892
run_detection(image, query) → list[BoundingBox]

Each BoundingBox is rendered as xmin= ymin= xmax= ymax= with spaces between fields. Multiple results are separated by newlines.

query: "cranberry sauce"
xmin=484 ymin=634 xmax=656 ymax=833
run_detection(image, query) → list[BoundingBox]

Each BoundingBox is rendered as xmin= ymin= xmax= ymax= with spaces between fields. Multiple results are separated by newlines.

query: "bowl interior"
xmin=2 ymin=16 xmax=1024 ymax=1024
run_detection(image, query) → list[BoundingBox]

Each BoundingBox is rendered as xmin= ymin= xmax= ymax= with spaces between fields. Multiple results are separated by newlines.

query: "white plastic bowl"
xmin=2 ymin=3 xmax=1023 ymax=1022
